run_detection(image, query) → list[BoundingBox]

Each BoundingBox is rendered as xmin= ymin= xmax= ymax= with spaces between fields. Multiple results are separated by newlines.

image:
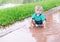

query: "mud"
xmin=29 ymin=11 xmax=60 ymax=42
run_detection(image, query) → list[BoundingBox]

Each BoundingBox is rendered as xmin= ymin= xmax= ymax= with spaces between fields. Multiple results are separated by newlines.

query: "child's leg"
xmin=30 ymin=19 xmax=36 ymax=28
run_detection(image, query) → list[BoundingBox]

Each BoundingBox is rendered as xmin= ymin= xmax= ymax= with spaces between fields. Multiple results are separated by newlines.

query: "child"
xmin=30 ymin=6 xmax=46 ymax=28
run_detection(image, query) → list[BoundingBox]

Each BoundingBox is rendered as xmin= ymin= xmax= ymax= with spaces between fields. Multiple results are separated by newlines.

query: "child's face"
xmin=35 ymin=8 xmax=42 ymax=15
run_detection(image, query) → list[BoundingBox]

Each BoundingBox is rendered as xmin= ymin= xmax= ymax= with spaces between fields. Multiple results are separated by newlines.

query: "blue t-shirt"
xmin=32 ymin=13 xmax=46 ymax=22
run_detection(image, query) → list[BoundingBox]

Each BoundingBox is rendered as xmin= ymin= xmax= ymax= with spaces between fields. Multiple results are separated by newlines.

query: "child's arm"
xmin=30 ymin=19 xmax=36 ymax=28
xmin=41 ymin=14 xmax=46 ymax=28
xmin=43 ymin=20 xmax=46 ymax=28
xmin=29 ymin=14 xmax=36 ymax=28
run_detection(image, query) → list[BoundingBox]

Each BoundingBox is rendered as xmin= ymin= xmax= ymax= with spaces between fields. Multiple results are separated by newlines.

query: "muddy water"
xmin=29 ymin=11 xmax=60 ymax=42
xmin=0 ymin=11 xmax=60 ymax=42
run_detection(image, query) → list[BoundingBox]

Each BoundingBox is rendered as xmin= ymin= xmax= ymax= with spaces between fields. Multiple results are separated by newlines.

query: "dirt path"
xmin=0 ymin=6 xmax=60 ymax=42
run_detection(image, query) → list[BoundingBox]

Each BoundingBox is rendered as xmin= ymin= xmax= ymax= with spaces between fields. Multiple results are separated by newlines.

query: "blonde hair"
xmin=35 ymin=6 xmax=43 ymax=11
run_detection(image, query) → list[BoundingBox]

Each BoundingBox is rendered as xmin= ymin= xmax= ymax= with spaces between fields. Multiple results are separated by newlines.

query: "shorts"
xmin=35 ymin=20 xmax=43 ymax=25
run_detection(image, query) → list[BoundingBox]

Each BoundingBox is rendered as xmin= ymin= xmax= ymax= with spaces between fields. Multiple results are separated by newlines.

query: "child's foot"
xmin=32 ymin=24 xmax=43 ymax=28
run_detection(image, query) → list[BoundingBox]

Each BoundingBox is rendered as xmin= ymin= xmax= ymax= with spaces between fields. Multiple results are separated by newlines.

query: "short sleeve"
xmin=32 ymin=14 xmax=35 ymax=20
xmin=41 ymin=14 xmax=46 ymax=22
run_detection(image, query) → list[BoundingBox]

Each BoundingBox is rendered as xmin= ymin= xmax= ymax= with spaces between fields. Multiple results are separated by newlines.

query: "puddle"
xmin=46 ymin=35 xmax=60 ymax=42
xmin=0 ymin=11 xmax=60 ymax=42
xmin=29 ymin=11 xmax=60 ymax=42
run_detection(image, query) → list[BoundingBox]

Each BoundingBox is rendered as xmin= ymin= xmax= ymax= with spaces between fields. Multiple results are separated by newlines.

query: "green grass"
xmin=0 ymin=0 xmax=60 ymax=26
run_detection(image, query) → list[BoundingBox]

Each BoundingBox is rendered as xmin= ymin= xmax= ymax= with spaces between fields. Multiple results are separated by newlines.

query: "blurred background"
xmin=0 ymin=0 xmax=43 ymax=5
xmin=0 ymin=0 xmax=59 ymax=26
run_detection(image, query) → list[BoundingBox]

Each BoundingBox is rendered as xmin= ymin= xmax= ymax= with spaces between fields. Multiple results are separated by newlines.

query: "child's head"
xmin=35 ymin=6 xmax=43 ymax=15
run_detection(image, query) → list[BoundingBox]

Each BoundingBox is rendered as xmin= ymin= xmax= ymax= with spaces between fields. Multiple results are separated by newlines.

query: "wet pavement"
xmin=0 ymin=11 xmax=60 ymax=42
xmin=30 ymin=11 xmax=60 ymax=42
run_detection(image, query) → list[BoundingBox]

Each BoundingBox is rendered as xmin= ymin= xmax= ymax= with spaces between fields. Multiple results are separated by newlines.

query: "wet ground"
xmin=0 ymin=11 xmax=60 ymax=42
xmin=30 ymin=11 xmax=60 ymax=42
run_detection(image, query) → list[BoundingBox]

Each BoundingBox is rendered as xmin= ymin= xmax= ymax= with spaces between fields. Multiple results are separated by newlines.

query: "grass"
xmin=0 ymin=0 xmax=60 ymax=27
